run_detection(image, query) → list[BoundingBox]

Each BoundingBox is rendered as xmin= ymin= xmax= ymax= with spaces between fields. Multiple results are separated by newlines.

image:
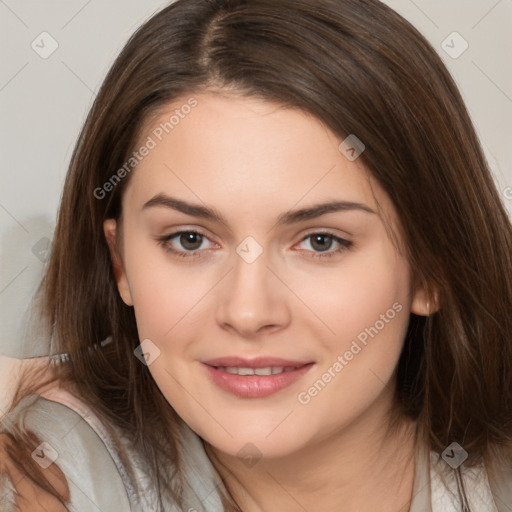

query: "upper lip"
xmin=203 ymin=356 xmax=313 ymax=368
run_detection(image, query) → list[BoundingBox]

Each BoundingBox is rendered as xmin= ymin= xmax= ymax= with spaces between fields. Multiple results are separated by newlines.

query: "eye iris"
xmin=181 ymin=232 xmax=202 ymax=250
xmin=311 ymin=234 xmax=333 ymax=252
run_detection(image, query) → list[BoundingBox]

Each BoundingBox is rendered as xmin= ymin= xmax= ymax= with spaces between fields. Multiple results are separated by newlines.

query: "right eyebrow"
xmin=142 ymin=194 xmax=228 ymax=226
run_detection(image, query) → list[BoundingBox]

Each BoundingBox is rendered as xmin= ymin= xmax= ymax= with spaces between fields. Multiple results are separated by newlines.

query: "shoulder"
xmin=0 ymin=393 xmax=132 ymax=511
xmin=428 ymin=449 xmax=512 ymax=512
xmin=0 ymin=430 xmax=69 ymax=512
xmin=485 ymin=451 xmax=512 ymax=512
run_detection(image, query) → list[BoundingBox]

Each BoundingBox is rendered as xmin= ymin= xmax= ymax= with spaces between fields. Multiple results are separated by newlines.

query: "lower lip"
xmin=202 ymin=363 xmax=314 ymax=398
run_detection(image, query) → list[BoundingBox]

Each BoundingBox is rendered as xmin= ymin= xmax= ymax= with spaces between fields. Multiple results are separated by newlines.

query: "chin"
xmin=199 ymin=424 xmax=313 ymax=462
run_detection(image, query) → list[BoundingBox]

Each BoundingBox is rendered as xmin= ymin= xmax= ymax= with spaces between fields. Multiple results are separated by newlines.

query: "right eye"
xmin=156 ymin=229 xmax=217 ymax=258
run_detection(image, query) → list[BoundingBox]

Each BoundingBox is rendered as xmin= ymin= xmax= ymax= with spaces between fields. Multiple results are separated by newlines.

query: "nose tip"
xmin=224 ymin=315 xmax=283 ymax=339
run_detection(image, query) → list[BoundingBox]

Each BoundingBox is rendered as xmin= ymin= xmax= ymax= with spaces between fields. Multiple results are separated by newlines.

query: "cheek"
xmin=291 ymin=242 xmax=412 ymax=411
xmin=124 ymin=238 xmax=212 ymax=340
xmin=289 ymin=239 xmax=411 ymax=352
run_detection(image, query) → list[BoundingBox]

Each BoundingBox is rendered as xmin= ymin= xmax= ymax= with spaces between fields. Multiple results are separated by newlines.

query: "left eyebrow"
xmin=141 ymin=193 xmax=376 ymax=227
xmin=274 ymin=200 xmax=376 ymax=226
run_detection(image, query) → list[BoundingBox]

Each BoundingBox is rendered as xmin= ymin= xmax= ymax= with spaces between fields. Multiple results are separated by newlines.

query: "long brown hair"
xmin=3 ymin=0 xmax=512 ymax=509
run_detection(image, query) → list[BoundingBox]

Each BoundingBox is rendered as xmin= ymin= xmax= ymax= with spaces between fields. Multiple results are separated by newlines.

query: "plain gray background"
xmin=0 ymin=0 xmax=511 ymax=365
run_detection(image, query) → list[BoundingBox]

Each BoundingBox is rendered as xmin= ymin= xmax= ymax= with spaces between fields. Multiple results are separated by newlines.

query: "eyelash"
xmin=156 ymin=230 xmax=353 ymax=260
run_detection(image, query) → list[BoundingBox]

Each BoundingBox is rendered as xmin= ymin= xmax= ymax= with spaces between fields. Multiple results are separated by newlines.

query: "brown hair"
xmin=2 ymin=0 xmax=512 ymax=509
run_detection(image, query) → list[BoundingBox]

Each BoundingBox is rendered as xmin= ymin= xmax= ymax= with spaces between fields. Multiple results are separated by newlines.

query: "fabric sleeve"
xmin=0 ymin=394 xmax=132 ymax=512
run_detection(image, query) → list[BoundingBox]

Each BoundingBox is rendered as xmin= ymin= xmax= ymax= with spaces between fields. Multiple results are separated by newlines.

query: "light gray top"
xmin=0 ymin=387 xmax=510 ymax=511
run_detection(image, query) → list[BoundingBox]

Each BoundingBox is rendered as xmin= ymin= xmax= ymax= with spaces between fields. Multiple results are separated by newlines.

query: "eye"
xmin=296 ymin=232 xmax=352 ymax=259
xmin=156 ymin=230 xmax=216 ymax=258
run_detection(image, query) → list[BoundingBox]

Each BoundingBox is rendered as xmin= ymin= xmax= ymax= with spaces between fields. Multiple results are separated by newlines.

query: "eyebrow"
xmin=142 ymin=193 xmax=376 ymax=227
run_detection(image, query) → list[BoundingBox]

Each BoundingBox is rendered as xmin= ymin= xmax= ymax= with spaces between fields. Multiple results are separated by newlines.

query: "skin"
xmin=104 ymin=90 xmax=433 ymax=512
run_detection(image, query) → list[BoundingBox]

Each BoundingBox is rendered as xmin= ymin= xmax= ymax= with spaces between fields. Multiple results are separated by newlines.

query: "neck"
xmin=205 ymin=393 xmax=418 ymax=512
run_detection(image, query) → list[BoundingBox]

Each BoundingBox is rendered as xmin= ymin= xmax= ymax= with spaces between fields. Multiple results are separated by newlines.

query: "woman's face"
xmin=104 ymin=91 xmax=427 ymax=459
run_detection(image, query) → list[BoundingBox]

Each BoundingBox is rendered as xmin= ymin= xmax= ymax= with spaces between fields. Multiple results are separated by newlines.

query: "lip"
xmin=203 ymin=356 xmax=312 ymax=368
xmin=201 ymin=357 xmax=314 ymax=398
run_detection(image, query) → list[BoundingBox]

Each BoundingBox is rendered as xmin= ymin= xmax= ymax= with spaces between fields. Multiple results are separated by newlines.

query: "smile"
xmin=202 ymin=361 xmax=314 ymax=398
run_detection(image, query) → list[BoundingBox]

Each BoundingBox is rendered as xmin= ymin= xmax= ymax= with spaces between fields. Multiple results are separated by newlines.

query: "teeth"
xmin=238 ymin=367 xmax=256 ymax=376
xmin=253 ymin=367 xmax=270 ymax=375
xmin=216 ymin=366 xmax=298 ymax=376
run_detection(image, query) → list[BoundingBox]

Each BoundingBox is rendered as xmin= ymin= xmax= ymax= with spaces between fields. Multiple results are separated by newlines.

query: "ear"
xmin=410 ymin=278 xmax=439 ymax=317
xmin=103 ymin=218 xmax=133 ymax=306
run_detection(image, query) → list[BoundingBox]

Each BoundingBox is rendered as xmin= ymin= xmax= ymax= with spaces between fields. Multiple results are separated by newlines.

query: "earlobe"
xmin=410 ymin=280 xmax=438 ymax=316
xmin=103 ymin=218 xmax=134 ymax=307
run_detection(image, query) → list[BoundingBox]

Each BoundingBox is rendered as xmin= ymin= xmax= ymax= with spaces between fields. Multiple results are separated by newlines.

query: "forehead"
xmin=122 ymin=91 xmax=388 ymax=222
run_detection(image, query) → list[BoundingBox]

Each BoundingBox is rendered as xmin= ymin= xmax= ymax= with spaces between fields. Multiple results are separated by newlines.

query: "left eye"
xmin=296 ymin=232 xmax=352 ymax=259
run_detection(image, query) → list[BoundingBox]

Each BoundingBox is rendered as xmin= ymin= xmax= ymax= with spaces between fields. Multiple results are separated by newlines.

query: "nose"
xmin=215 ymin=247 xmax=291 ymax=339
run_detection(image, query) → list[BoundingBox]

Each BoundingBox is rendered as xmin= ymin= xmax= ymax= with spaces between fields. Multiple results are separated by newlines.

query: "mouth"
xmin=201 ymin=357 xmax=314 ymax=398
xmin=211 ymin=365 xmax=303 ymax=376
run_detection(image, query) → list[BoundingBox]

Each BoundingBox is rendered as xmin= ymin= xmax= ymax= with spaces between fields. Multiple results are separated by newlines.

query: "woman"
xmin=1 ymin=0 xmax=511 ymax=510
